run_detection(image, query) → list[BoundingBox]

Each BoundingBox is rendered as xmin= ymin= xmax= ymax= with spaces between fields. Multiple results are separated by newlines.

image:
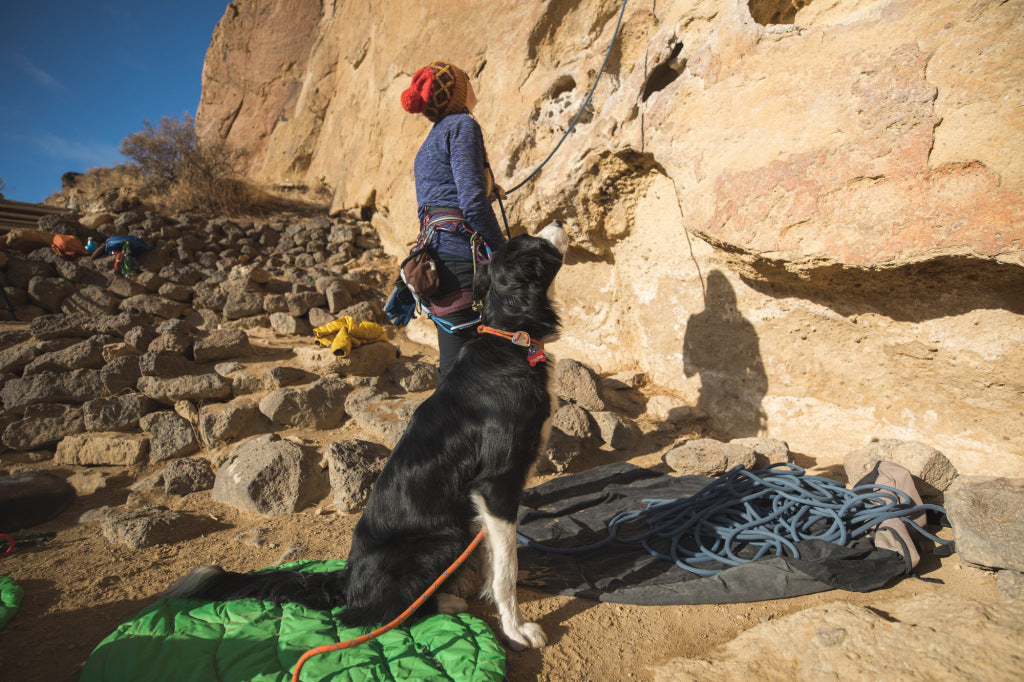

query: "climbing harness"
xmin=495 ymin=0 xmax=629 ymax=234
xmin=411 ymin=207 xmax=493 ymax=335
xmin=289 ymin=528 xmax=487 ymax=682
xmin=517 ymin=463 xmax=951 ymax=576
xmin=477 ymin=325 xmax=548 ymax=366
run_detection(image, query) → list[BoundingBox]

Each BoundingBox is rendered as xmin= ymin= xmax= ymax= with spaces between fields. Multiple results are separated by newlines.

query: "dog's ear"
xmin=472 ymin=259 xmax=491 ymax=302
xmin=531 ymin=242 xmax=563 ymax=287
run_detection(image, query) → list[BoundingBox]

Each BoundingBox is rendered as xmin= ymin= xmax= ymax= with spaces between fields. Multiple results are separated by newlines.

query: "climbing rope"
xmin=517 ymin=463 xmax=951 ymax=576
xmin=505 ymin=0 xmax=629 ymax=195
xmin=290 ymin=527 xmax=486 ymax=682
xmin=494 ymin=0 xmax=629 ymax=236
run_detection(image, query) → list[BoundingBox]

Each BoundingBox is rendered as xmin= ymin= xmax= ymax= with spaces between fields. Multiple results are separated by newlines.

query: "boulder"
xmin=222 ymin=284 xmax=265 ymax=320
xmin=27 ymin=276 xmax=76 ymax=313
xmin=124 ymin=326 xmax=159 ymax=353
xmin=119 ymin=294 xmax=190 ymax=319
xmin=0 ymin=329 xmax=31 ymax=351
xmin=844 ymin=440 xmax=957 ymax=498
xmin=538 ymin=427 xmax=585 ymax=474
xmin=0 ymin=344 xmax=40 ymax=375
xmin=138 ymin=351 xmax=198 ymax=378
xmin=946 ymin=475 xmax=1024 ymax=572
xmin=212 ymin=434 xmax=327 ymax=517
xmin=140 ymin=411 xmax=201 ymax=462
xmin=231 ymin=366 xmax=313 ymax=396
xmin=555 ymin=358 xmax=605 ymax=411
xmin=101 ymin=505 xmax=211 ymax=549
xmin=323 ymin=439 xmax=389 ymax=512
xmin=197 ymin=397 xmax=269 ymax=448
xmin=28 ymin=311 xmax=148 ymax=341
xmin=551 ymin=403 xmax=595 ymax=441
xmin=664 ymin=438 xmax=758 ymax=477
xmin=159 ymin=264 xmax=205 ymax=286
xmin=293 ymin=340 xmax=397 ymax=377
xmin=148 ymin=331 xmax=191 ymax=355
xmin=258 ymin=376 xmax=348 ymax=429
xmin=61 ymin=285 xmax=120 ymax=316
xmin=326 ymin=286 xmax=353 ymax=313
xmin=1 ymin=370 xmax=106 ymax=414
xmin=163 ymin=458 xmax=215 ymax=496
xmin=730 ymin=437 xmax=793 ymax=469
xmin=22 ymin=335 xmax=113 ymax=375
xmin=82 ymin=394 xmax=155 ymax=432
xmin=269 ymin=312 xmax=312 ymax=336
xmin=344 ymin=387 xmax=422 ymax=448
xmin=2 ymin=403 xmax=86 ymax=450
xmin=100 ymin=355 xmax=142 ymax=395
xmin=54 ymin=433 xmax=149 ymax=466
xmin=137 ymin=374 xmax=233 ymax=405
xmin=106 ymin=276 xmax=147 ymax=299
xmin=591 ymin=411 xmax=641 ymax=451
xmin=192 ymin=328 xmax=252 ymax=362
xmin=158 ymin=282 xmax=193 ymax=302
xmin=285 ymin=291 xmax=326 ymax=316
xmin=386 ymin=361 xmax=436 ymax=393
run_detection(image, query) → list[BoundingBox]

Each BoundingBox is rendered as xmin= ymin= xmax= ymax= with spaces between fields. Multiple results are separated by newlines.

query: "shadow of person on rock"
xmin=683 ymin=270 xmax=767 ymax=438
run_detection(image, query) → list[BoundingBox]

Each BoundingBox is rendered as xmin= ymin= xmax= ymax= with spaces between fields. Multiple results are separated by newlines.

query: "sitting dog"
xmin=164 ymin=222 xmax=568 ymax=650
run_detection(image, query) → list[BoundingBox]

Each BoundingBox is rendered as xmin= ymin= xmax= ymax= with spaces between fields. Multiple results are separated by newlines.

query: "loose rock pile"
xmin=0 ymin=206 xmax=656 ymax=546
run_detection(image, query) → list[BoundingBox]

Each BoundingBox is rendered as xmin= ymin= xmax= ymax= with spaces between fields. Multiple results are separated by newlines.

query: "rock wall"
xmin=196 ymin=0 xmax=1024 ymax=475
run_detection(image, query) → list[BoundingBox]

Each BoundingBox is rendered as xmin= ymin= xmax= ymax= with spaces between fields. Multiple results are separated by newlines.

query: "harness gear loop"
xmin=412 ymin=208 xmax=491 ymax=334
xmin=290 ymin=528 xmax=487 ymax=682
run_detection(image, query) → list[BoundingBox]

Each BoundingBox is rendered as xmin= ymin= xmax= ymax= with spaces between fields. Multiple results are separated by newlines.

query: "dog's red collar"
xmin=477 ymin=325 xmax=548 ymax=366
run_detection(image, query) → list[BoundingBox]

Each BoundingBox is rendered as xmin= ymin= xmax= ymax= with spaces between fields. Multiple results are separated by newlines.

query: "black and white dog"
xmin=165 ymin=222 xmax=568 ymax=650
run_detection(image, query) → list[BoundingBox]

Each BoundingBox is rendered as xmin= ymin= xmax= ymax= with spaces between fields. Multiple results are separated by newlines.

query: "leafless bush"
xmin=120 ymin=113 xmax=268 ymax=215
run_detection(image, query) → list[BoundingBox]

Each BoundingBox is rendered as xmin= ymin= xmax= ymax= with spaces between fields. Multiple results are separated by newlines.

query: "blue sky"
xmin=0 ymin=1 xmax=229 ymax=203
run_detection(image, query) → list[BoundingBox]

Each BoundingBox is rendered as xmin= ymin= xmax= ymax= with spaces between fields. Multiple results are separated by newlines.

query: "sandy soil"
xmin=0 ymin=330 xmax=1001 ymax=681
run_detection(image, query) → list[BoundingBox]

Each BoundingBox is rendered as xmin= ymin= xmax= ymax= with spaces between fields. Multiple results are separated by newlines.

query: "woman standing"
xmin=385 ymin=60 xmax=506 ymax=382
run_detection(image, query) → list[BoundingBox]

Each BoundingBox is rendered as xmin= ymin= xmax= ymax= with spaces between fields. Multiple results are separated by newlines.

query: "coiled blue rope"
xmin=517 ymin=463 xmax=951 ymax=576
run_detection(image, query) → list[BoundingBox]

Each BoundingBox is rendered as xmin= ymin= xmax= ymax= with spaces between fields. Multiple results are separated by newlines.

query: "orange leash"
xmin=290 ymin=527 xmax=487 ymax=682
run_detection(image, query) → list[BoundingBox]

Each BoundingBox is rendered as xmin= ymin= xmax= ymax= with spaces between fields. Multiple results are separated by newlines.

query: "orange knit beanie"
xmin=401 ymin=61 xmax=469 ymax=122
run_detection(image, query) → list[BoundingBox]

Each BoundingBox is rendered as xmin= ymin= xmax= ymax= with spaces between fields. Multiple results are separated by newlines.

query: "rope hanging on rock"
xmin=517 ymin=463 xmax=951 ymax=576
xmin=504 ymin=0 xmax=628 ymax=196
xmin=494 ymin=0 xmax=630 ymax=236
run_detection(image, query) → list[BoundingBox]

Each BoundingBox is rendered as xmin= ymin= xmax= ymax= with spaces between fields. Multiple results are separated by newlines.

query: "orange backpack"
xmin=51 ymin=234 xmax=88 ymax=259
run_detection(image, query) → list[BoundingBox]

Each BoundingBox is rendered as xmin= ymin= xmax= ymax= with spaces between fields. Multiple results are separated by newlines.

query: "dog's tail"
xmin=161 ymin=564 xmax=349 ymax=611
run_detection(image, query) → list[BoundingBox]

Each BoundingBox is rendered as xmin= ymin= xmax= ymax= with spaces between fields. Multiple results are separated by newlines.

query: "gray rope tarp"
xmin=516 ymin=462 xmax=933 ymax=605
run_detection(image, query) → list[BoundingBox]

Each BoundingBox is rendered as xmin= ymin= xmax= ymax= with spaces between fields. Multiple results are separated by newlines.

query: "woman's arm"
xmin=448 ymin=117 xmax=505 ymax=249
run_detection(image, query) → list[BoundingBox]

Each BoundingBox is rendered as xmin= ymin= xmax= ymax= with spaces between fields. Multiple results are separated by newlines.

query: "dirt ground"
xmin=0 ymin=330 xmax=1001 ymax=681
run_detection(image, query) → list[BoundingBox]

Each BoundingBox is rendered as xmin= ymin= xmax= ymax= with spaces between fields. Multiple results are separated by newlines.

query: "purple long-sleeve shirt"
xmin=414 ymin=113 xmax=505 ymax=259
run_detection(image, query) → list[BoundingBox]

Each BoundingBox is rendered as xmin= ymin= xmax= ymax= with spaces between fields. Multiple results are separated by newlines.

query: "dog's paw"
xmin=436 ymin=593 xmax=469 ymax=615
xmin=503 ymin=621 xmax=547 ymax=650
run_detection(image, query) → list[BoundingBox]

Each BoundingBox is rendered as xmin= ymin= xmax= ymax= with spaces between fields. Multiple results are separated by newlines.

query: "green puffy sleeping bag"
xmin=80 ymin=560 xmax=507 ymax=682
xmin=0 ymin=575 xmax=23 ymax=630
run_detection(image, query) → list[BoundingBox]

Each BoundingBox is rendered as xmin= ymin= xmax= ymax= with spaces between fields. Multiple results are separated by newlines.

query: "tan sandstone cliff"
xmin=196 ymin=0 xmax=1024 ymax=476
